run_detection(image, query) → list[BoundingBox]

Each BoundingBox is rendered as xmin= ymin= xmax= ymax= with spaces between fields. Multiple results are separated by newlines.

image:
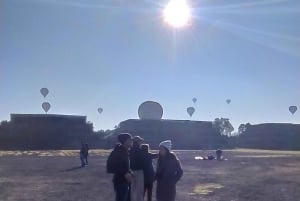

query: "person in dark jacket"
xmin=156 ymin=140 xmax=183 ymax=201
xmin=84 ymin=143 xmax=89 ymax=165
xmin=129 ymin=136 xmax=145 ymax=201
xmin=110 ymin=133 xmax=133 ymax=201
xmin=141 ymin=144 xmax=158 ymax=201
xmin=80 ymin=143 xmax=86 ymax=167
xmin=216 ymin=149 xmax=223 ymax=161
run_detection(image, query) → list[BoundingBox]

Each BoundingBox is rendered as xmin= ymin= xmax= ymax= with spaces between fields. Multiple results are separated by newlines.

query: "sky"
xmin=1 ymin=0 xmax=299 ymax=131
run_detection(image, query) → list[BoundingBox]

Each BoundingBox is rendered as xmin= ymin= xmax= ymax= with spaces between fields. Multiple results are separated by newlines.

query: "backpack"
xmin=106 ymin=149 xmax=118 ymax=174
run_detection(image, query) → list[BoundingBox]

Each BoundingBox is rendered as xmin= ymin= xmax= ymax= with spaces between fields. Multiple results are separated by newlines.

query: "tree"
xmin=213 ymin=118 xmax=234 ymax=136
xmin=238 ymin=124 xmax=247 ymax=135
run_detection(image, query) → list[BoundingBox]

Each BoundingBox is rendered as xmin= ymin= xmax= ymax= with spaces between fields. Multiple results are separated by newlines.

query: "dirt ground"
xmin=0 ymin=149 xmax=300 ymax=201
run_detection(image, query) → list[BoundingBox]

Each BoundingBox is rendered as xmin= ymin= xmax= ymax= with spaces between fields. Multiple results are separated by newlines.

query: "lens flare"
xmin=163 ymin=0 xmax=191 ymax=28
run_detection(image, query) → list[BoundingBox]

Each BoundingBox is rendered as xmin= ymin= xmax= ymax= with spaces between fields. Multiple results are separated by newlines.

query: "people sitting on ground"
xmin=203 ymin=155 xmax=215 ymax=160
xmin=194 ymin=155 xmax=215 ymax=160
xmin=194 ymin=149 xmax=226 ymax=161
xmin=141 ymin=144 xmax=158 ymax=201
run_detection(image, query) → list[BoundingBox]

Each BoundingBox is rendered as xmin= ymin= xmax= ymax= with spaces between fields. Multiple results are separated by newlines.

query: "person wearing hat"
xmin=130 ymin=136 xmax=145 ymax=201
xmin=107 ymin=133 xmax=133 ymax=201
xmin=156 ymin=140 xmax=183 ymax=201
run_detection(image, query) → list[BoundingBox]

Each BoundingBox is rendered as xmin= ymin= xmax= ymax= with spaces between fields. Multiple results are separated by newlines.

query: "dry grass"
xmin=0 ymin=149 xmax=300 ymax=201
xmin=189 ymin=183 xmax=224 ymax=195
xmin=0 ymin=149 xmax=110 ymax=157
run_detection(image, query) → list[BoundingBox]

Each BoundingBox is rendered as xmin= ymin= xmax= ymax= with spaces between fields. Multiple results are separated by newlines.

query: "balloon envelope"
xmin=289 ymin=106 xmax=297 ymax=114
xmin=40 ymin=88 xmax=49 ymax=98
xmin=187 ymin=107 xmax=195 ymax=117
xmin=42 ymin=102 xmax=51 ymax=113
xmin=192 ymin=98 xmax=197 ymax=103
xmin=138 ymin=101 xmax=163 ymax=120
xmin=98 ymin=107 xmax=103 ymax=114
xmin=226 ymin=99 xmax=231 ymax=104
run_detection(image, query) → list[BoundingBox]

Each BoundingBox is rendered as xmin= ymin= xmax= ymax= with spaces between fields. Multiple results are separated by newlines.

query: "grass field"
xmin=1 ymin=149 xmax=300 ymax=201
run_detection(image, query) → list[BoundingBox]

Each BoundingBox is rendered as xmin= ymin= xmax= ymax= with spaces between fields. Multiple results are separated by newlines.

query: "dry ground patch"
xmin=0 ymin=149 xmax=300 ymax=201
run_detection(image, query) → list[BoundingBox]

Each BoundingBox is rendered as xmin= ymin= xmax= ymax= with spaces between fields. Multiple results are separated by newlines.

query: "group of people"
xmin=107 ymin=133 xmax=183 ymax=201
xmin=194 ymin=149 xmax=225 ymax=161
xmin=80 ymin=143 xmax=89 ymax=167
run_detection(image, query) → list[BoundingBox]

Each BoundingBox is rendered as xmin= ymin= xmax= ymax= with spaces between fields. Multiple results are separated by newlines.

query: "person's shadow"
xmin=63 ymin=166 xmax=84 ymax=172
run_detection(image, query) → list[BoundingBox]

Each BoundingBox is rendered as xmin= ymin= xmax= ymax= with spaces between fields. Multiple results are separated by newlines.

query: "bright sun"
xmin=163 ymin=0 xmax=191 ymax=28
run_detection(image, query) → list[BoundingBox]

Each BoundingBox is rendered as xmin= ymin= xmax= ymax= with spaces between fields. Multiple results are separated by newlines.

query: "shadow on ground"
xmin=64 ymin=166 xmax=84 ymax=172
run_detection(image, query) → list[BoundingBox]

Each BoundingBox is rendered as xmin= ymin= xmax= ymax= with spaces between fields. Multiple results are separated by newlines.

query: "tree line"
xmin=0 ymin=119 xmax=299 ymax=150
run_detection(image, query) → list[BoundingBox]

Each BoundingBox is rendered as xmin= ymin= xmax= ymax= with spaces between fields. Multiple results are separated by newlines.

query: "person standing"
xmin=107 ymin=133 xmax=133 ymax=201
xmin=141 ymin=144 xmax=158 ymax=201
xmin=216 ymin=149 xmax=223 ymax=161
xmin=130 ymin=136 xmax=145 ymax=201
xmin=156 ymin=140 xmax=183 ymax=201
xmin=84 ymin=143 xmax=89 ymax=165
xmin=80 ymin=143 xmax=86 ymax=167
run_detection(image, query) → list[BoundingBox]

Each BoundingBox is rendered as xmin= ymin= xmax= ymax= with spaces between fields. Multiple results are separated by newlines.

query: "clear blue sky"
xmin=1 ymin=0 xmax=299 ymax=131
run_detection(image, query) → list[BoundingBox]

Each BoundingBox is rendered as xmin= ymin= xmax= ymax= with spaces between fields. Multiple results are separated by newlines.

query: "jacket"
xmin=156 ymin=152 xmax=183 ymax=201
xmin=129 ymin=145 xmax=144 ymax=170
xmin=142 ymin=152 xmax=158 ymax=184
xmin=111 ymin=144 xmax=130 ymax=184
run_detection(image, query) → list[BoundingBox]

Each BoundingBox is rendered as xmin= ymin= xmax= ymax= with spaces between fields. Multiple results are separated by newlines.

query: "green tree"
xmin=213 ymin=118 xmax=234 ymax=136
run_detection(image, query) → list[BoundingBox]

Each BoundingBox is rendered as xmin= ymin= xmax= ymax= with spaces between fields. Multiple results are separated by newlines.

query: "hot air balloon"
xmin=192 ymin=98 xmax=197 ymax=104
xmin=42 ymin=102 xmax=51 ymax=113
xmin=40 ymin=88 xmax=49 ymax=98
xmin=138 ymin=101 xmax=163 ymax=120
xmin=98 ymin=107 xmax=103 ymax=114
xmin=289 ymin=106 xmax=297 ymax=115
xmin=187 ymin=107 xmax=195 ymax=117
xmin=226 ymin=99 xmax=231 ymax=104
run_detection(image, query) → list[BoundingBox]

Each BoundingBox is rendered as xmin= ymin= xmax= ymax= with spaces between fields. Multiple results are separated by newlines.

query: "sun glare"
xmin=163 ymin=0 xmax=191 ymax=28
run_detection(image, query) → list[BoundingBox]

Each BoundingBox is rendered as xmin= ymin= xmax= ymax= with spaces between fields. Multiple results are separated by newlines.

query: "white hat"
xmin=159 ymin=140 xmax=172 ymax=152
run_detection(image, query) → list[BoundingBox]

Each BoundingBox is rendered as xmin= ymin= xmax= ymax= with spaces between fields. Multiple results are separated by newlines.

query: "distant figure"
xmin=84 ymin=143 xmax=89 ymax=165
xmin=216 ymin=149 xmax=223 ymax=161
xmin=141 ymin=144 xmax=158 ymax=201
xmin=156 ymin=140 xmax=183 ymax=201
xmin=130 ymin=136 xmax=145 ymax=201
xmin=203 ymin=155 xmax=215 ymax=160
xmin=80 ymin=143 xmax=86 ymax=167
xmin=107 ymin=133 xmax=133 ymax=201
xmin=194 ymin=150 xmax=226 ymax=161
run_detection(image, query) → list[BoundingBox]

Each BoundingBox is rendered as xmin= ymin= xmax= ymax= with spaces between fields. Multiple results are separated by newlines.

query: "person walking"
xmin=107 ymin=133 xmax=133 ymax=201
xmin=156 ymin=140 xmax=183 ymax=201
xmin=141 ymin=144 xmax=158 ymax=201
xmin=130 ymin=136 xmax=145 ymax=201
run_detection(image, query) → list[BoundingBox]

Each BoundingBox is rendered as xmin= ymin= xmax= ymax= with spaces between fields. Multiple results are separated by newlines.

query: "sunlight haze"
xmin=1 ymin=0 xmax=299 ymax=131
